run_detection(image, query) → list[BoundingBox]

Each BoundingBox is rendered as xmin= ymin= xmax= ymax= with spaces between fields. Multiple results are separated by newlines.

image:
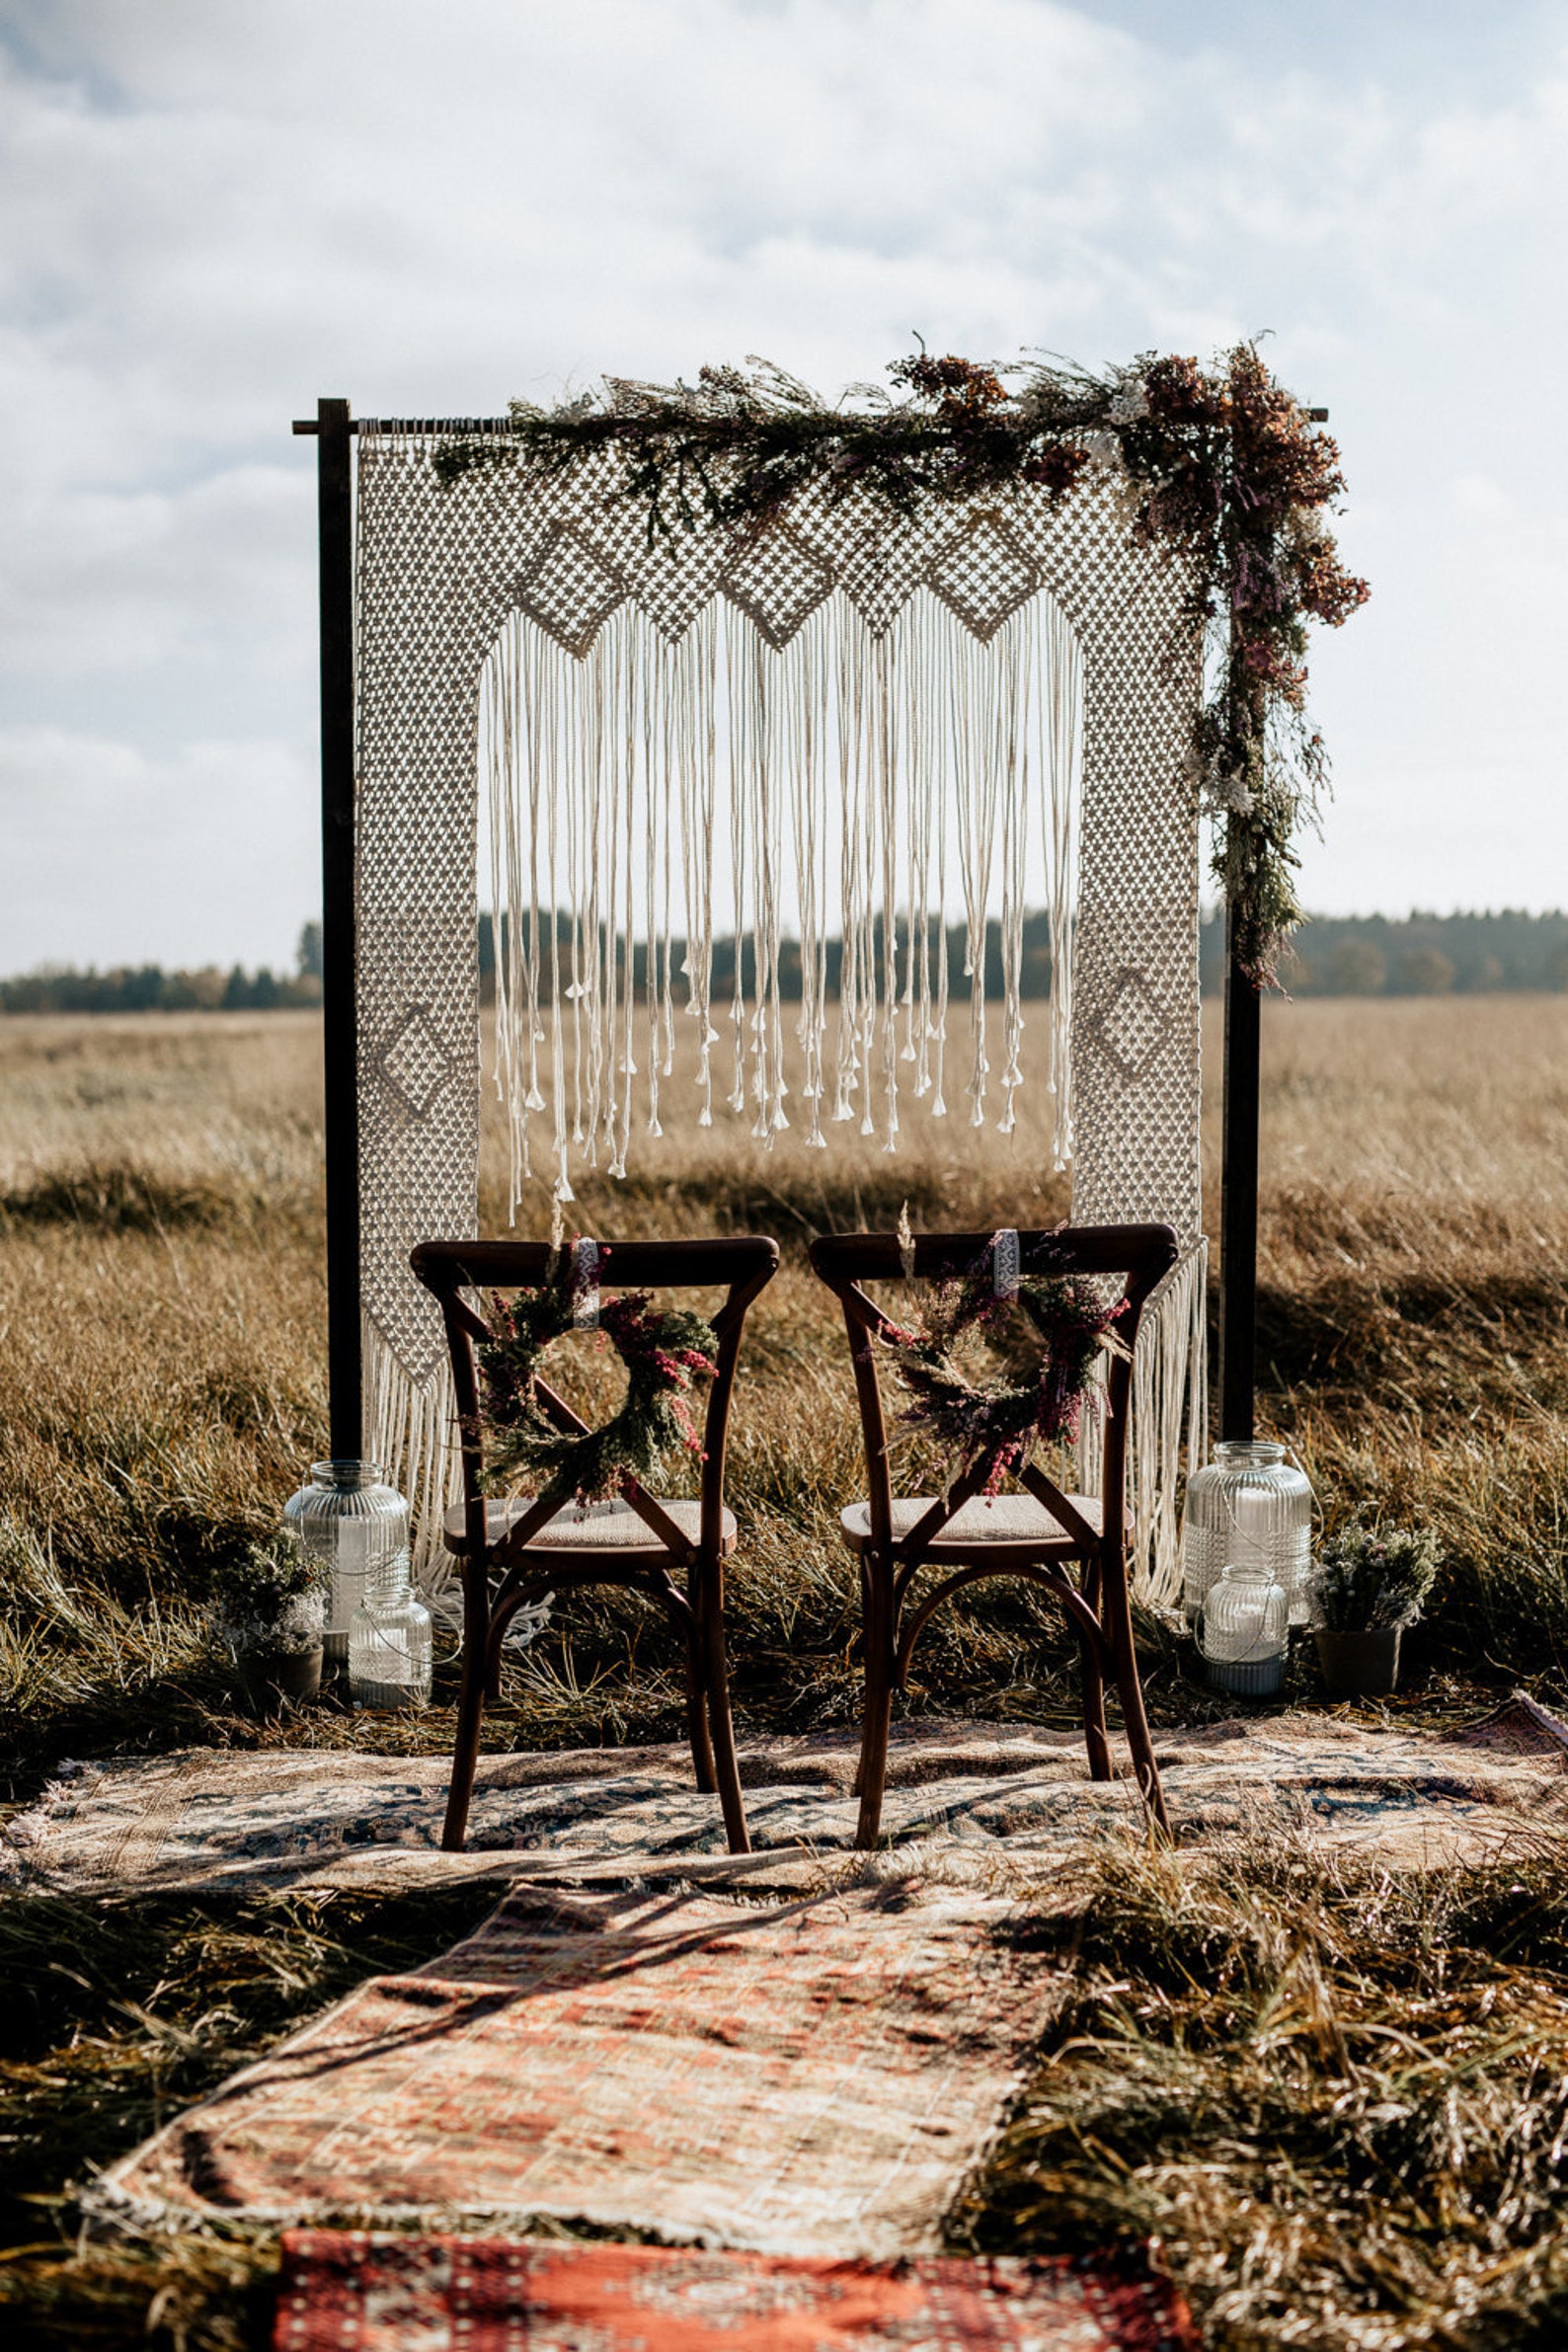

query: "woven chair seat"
xmin=838 ymin=1490 xmax=1102 ymax=1556
xmin=443 ymin=1495 xmax=737 ymax=1559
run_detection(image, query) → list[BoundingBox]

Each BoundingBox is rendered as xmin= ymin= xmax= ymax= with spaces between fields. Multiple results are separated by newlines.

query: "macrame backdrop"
xmin=353 ymin=431 xmax=1206 ymax=1601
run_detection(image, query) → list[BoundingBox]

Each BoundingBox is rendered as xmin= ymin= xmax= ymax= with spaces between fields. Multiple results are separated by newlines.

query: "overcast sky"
xmin=2 ymin=0 xmax=1565 ymax=972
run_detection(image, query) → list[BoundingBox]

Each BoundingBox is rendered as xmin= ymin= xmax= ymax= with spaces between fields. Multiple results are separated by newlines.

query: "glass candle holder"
xmin=1181 ymin=1440 xmax=1314 ymax=1631
xmin=349 ymin=1549 xmax=432 ymax=1711
xmin=283 ymin=1460 xmax=410 ymax=1663
xmin=1201 ymin=1560 xmax=1289 ymax=1697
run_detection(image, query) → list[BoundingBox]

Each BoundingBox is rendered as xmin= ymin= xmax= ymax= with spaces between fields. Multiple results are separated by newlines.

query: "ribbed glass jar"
xmin=283 ymin=1460 xmax=410 ymax=1663
xmin=1181 ymin=1440 xmax=1314 ymax=1631
xmin=348 ymin=1551 xmax=432 ymax=1710
xmin=1201 ymin=1561 xmax=1289 ymax=1697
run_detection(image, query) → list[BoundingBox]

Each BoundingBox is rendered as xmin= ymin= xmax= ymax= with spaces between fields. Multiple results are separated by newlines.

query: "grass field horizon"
xmin=3 ymin=996 xmax=1568 ymax=2349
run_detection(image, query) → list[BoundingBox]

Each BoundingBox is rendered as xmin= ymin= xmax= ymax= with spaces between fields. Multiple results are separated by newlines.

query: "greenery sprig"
xmin=882 ymin=1235 xmax=1130 ymax=1495
xmin=209 ymin=1539 xmax=324 ymax=1656
xmin=434 ymin=346 xmax=1367 ymax=984
xmin=476 ymin=1247 xmax=718 ymax=1508
xmin=1310 ymin=1520 xmax=1440 ymax=1633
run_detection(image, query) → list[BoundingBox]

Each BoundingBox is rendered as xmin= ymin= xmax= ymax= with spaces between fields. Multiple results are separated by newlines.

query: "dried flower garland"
xmin=435 ymin=345 xmax=1366 ymax=983
xmin=476 ymin=1247 xmax=718 ymax=1507
xmin=882 ymin=1234 xmax=1131 ymax=1496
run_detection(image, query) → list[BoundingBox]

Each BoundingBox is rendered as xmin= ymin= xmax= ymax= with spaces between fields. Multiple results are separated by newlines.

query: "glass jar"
xmin=349 ymin=1550 xmax=432 ymax=1710
xmin=1181 ymin=1440 xmax=1314 ymax=1632
xmin=1201 ymin=1561 xmax=1289 ymax=1697
xmin=283 ymin=1460 xmax=410 ymax=1663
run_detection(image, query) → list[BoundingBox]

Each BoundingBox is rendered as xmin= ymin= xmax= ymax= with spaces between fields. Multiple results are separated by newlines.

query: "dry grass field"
xmin=3 ymin=995 xmax=1568 ymax=2349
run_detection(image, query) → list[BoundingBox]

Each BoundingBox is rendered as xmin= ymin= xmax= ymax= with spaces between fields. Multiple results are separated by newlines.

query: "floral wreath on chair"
xmin=881 ymin=1224 xmax=1131 ymax=1496
xmin=475 ymin=1241 xmax=719 ymax=1507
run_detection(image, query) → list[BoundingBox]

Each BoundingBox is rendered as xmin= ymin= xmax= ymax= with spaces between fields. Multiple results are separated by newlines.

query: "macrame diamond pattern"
xmin=723 ymin=528 xmax=834 ymax=651
xmin=378 ymin=1006 xmax=454 ymax=1120
xmin=928 ymin=516 xmax=1038 ymax=641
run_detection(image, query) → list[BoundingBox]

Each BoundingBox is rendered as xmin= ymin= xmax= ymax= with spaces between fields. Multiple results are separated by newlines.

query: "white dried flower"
xmin=1108 ymin=380 xmax=1150 ymax=426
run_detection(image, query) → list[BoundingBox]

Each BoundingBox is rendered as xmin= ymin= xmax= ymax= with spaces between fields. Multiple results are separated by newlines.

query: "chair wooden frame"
xmin=411 ymin=1234 xmax=779 ymax=1855
xmin=809 ymin=1221 xmax=1177 ymax=1847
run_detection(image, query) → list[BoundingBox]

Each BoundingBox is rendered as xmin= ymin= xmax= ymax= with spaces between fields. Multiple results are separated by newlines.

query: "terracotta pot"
xmin=1315 ymin=1626 xmax=1401 ymax=1700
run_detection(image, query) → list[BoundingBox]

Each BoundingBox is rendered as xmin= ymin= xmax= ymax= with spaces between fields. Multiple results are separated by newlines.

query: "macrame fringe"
xmin=363 ymin=1316 xmax=462 ymax=1607
xmin=481 ymin=586 xmax=1082 ymax=1208
xmin=1076 ymin=1238 xmax=1208 ymax=1607
xmin=1128 ymin=1238 xmax=1210 ymax=1607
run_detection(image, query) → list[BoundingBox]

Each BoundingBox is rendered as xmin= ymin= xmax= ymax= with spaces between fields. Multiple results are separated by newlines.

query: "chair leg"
xmin=1101 ymin=1551 xmax=1170 ymax=1838
xmin=1076 ymin=1559 xmax=1113 ymax=1781
xmin=685 ymin=1638 xmax=718 ymax=1795
xmin=698 ymin=1565 xmax=750 ymax=1856
xmin=851 ymin=1557 xmax=873 ymax=1797
xmin=1079 ymin=1631 xmax=1113 ymax=1782
xmin=854 ymin=1555 xmax=896 ymax=1849
xmin=442 ymin=1627 xmax=489 ymax=1852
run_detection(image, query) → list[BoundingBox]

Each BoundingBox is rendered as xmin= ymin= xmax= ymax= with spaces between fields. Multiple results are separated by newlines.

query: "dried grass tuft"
xmin=955 ymin=1837 xmax=1568 ymax=2349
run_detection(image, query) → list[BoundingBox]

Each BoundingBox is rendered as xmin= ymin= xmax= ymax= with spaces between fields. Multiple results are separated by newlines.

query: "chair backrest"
xmin=809 ymin=1223 xmax=1178 ymax=1561
xmin=411 ymin=1236 xmax=779 ymax=1562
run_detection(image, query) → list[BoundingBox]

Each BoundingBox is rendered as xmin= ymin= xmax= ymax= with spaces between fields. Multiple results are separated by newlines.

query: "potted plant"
xmin=1308 ymin=1520 xmax=1439 ymax=1699
xmin=211 ymin=1539 xmax=326 ymax=1712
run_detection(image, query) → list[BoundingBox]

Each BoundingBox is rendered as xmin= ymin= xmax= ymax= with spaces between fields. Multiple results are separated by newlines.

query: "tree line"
xmin=5 ymin=910 xmax=1566 ymax=1014
xmin=1199 ymin=908 xmax=1568 ymax=996
xmin=0 ymin=925 xmax=325 ymax=1014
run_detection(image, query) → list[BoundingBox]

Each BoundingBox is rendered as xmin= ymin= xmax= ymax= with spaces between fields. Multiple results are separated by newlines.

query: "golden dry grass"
xmin=1 ymin=997 xmax=1565 ymax=1780
xmin=1 ymin=995 xmax=1568 ymax=2347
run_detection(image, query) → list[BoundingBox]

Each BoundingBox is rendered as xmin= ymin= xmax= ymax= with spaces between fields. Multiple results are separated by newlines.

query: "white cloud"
xmin=0 ymin=0 xmax=1565 ymax=963
xmin=0 ymin=727 xmax=312 ymax=969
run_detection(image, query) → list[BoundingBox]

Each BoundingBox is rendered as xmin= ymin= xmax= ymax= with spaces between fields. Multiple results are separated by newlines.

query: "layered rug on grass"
xmin=93 ymin=1880 xmax=1061 ymax=2253
xmin=8 ymin=1698 xmax=1568 ymax=1894
xmin=273 ymin=2229 xmax=1194 ymax=2351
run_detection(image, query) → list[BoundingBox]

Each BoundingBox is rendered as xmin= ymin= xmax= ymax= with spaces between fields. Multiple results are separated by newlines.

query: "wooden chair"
xmin=411 ymin=1235 xmax=779 ymax=1854
xmin=809 ymin=1222 xmax=1177 ymax=1847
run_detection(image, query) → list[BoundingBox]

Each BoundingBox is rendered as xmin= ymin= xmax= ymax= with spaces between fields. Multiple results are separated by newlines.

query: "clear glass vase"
xmin=1202 ymin=1561 xmax=1289 ymax=1697
xmin=349 ymin=1552 xmax=432 ymax=1710
xmin=1181 ymin=1440 xmax=1314 ymax=1632
xmin=283 ymin=1460 xmax=410 ymax=1663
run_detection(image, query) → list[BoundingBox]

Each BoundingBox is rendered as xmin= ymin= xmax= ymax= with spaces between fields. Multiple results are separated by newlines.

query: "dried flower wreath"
xmin=882 ymin=1232 xmax=1131 ymax=1496
xmin=476 ymin=1246 xmax=718 ymax=1507
xmin=435 ymin=344 xmax=1367 ymax=982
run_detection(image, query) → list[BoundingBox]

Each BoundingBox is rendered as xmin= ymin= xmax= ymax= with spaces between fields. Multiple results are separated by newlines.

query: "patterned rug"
xmin=9 ymin=1701 xmax=1568 ymax=1893
xmin=273 ymin=2230 xmax=1195 ymax=2350
xmin=94 ymin=1880 xmax=1062 ymax=2255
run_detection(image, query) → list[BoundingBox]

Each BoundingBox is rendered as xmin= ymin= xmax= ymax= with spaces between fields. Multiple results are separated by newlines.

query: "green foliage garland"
xmin=883 ymin=1237 xmax=1130 ymax=1496
xmin=476 ymin=1248 xmax=718 ymax=1507
xmin=435 ymin=346 xmax=1368 ymax=984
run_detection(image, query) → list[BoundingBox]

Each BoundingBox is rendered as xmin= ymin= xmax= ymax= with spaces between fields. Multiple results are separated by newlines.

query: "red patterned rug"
xmin=274 ymin=2230 xmax=1195 ymax=2351
xmin=98 ymin=1884 xmax=1062 ymax=2256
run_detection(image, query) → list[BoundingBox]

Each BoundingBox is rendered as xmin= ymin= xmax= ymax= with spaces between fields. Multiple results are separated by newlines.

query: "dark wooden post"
xmin=1217 ymin=873 xmax=1260 ymax=1441
xmin=313 ymin=398 xmax=361 ymax=1458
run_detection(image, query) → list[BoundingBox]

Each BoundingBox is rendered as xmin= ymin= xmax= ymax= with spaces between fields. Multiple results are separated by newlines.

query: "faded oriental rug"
xmin=95 ymin=1881 xmax=1062 ymax=2256
xmin=12 ymin=1702 xmax=1568 ymax=1895
xmin=272 ymin=2230 xmax=1195 ymax=2351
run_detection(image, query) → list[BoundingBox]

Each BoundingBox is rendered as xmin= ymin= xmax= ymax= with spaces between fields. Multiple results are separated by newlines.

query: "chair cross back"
xmin=809 ymin=1220 xmax=1178 ymax=1846
xmin=410 ymin=1233 xmax=779 ymax=1855
xmin=811 ymin=1221 xmax=1177 ymax=1550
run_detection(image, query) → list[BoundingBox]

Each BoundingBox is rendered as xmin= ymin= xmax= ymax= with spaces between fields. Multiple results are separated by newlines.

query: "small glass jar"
xmin=1201 ymin=1561 xmax=1289 ymax=1696
xmin=349 ymin=1550 xmax=432 ymax=1710
xmin=1181 ymin=1440 xmax=1314 ymax=1631
xmin=283 ymin=1460 xmax=410 ymax=1663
